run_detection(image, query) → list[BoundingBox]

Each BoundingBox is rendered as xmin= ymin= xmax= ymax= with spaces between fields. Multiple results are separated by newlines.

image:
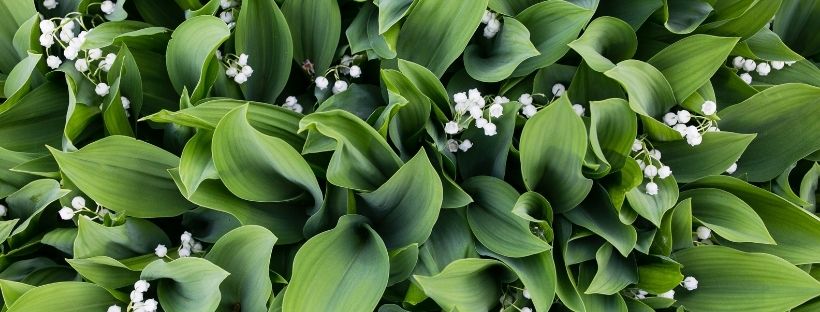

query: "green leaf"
xmin=589 ymin=98 xmax=637 ymax=173
xmin=397 ymin=59 xmax=451 ymax=120
xmin=74 ymin=217 xmax=171 ymax=259
xmin=5 ymin=179 xmax=68 ymax=246
xmin=165 ymin=16 xmax=229 ymax=101
xmin=457 ymin=102 xmax=521 ymax=179
xmin=648 ymin=35 xmax=739 ymax=101
xmin=463 ymin=176 xmax=551 ymax=258
xmin=0 ymin=279 xmax=34 ymax=307
xmin=672 ymin=246 xmax=820 ymax=312
xmin=521 ymin=95 xmax=592 ymax=212
xmin=733 ymin=28 xmax=804 ymax=62
xmin=585 ymin=243 xmax=637 ymax=295
xmin=49 ymin=136 xmax=193 ymax=217
xmin=388 ymin=244 xmax=419 ymax=286
xmin=0 ymin=0 xmax=35 ymax=73
xmin=80 ymin=20 xmax=151 ymax=49
xmin=685 ymin=176 xmax=820 ymax=264
xmin=512 ymin=0 xmax=594 ymax=76
xmin=396 ymin=0 xmax=489 ymax=77
xmin=414 ymin=258 xmax=513 ymax=312
xmin=0 ymin=82 xmax=67 ymax=153
xmin=565 ymin=184 xmax=638 ymax=257
xmin=283 ymin=215 xmax=389 ymax=312
xmin=464 ymin=17 xmax=539 ymax=82
xmin=6 ymin=282 xmax=117 ymax=312
xmin=376 ymin=0 xmax=413 ymax=34
xmin=625 ymin=172 xmax=679 ymax=227
xmin=67 ymin=256 xmax=150 ymax=290
xmin=773 ymin=0 xmax=820 ymax=57
xmin=654 ymin=132 xmax=755 ymax=183
xmin=205 ymin=225 xmax=277 ymax=312
xmin=235 ymin=0 xmax=293 ymax=103
xmin=661 ymin=0 xmax=713 ymax=34
xmin=681 ymin=188 xmax=775 ymax=244
xmin=568 ymin=16 xmax=638 ymax=72
xmin=212 ymin=105 xmax=322 ymax=208
xmin=359 ymin=150 xmax=442 ymax=248
xmin=697 ymin=0 xmax=783 ymax=40
xmin=178 ymin=130 xmax=217 ymax=195
xmin=299 ymin=110 xmax=402 ymax=191
xmin=381 ymin=69 xmax=432 ymax=156
xmin=141 ymin=258 xmax=230 ymax=312
xmin=3 ymin=52 xmax=39 ymax=99
xmin=480 ymin=248 xmax=557 ymax=312
xmin=604 ymin=60 xmax=677 ymax=118
xmin=635 ymin=255 xmax=684 ymax=293
xmin=718 ymin=83 xmax=820 ymax=182
xmin=282 ymin=0 xmax=340 ymax=74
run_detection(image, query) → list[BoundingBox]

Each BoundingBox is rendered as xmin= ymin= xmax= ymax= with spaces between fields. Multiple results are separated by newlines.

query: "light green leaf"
xmin=396 ymin=0 xmax=488 ymax=77
xmin=648 ymin=35 xmax=738 ymax=101
xmin=568 ymin=16 xmax=637 ymax=72
xmin=414 ymin=258 xmax=514 ymax=312
xmin=80 ymin=20 xmax=151 ymax=49
xmin=718 ymin=83 xmax=820 ymax=182
xmin=681 ymin=188 xmax=775 ymax=244
xmin=521 ymin=95 xmax=592 ymax=212
xmin=654 ymin=132 xmax=755 ymax=183
xmin=205 ymin=225 xmax=277 ymax=312
xmin=0 ymin=82 xmax=67 ymax=153
xmin=212 ymin=105 xmax=321 ymax=208
xmin=457 ymin=102 xmax=521 ymax=179
xmin=661 ymin=0 xmax=713 ymax=34
xmin=141 ymin=258 xmax=229 ymax=312
xmin=165 ymin=16 xmax=229 ymax=101
xmin=235 ymin=0 xmax=293 ymax=103
xmin=283 ymin=215 xmax=389 ymax=312
xmin=585 ymin=243 xmax=637 ymax=295
xmin=604 ymin=60 xmax=677 ymax=118
xmin=282 ymin=0 xmax=340 ymax=74
xmin=376 ymin=0 xmax=413 ymax=34
xmin=589 ymin=98 xmax=637 ymax=174
xmin=565 ymin=185 xmax=638 ymax=257
xmin=672 ymin=246 xmax=820 ymax=312
xmin=480 ymin=248 xmax=557 ymax=312
xmin=6 ymin=282 xmax=118 ymax=312
xmin=463 ymin=176 xmax=551 ymax=258
xmin=49 ymin=136 xmax=193 ymax=217
xmin=359 ymin=150 xmax=442 ymax=248
xmin=464 ymin=17 xmax=539 ymax=82
xmin=74 ymin=217 xmax=171 ymax=259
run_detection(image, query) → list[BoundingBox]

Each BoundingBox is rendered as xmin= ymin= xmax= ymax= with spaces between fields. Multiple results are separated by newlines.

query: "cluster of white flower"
xmin=218 ymin=0 xmax=239 ymax=29
xmin=106 ymin=280 xmax=158 ymax=312
xmin=282 ymin=96 xmax=304 ymax=113
xmin=662 ymin=101 xmax=721 ymax=147
xmin=314 ymin=55 xmax=361 ymax=95
xmin=223 ymin=53 xmax=254 ymax=84
xmin=731 ymin=56 xmax=795 ymax=84
xmin=634 ymin=289 xmax=674 ymax=300
xmin=445 ymin=138 xmax=472 ymax=153
xmin=178 ymin=231 xmax=204 ymax=257
xmin=59 ymin=196 xmax=111 ymax=221
xmin=498 ymin=286 xmax=533 ymax=312
xmin=518 ymin=93 xmax=537 ymax=118
xmin=631 ymin=139 xmax=672 ymax=196
xmin=446 ymin=89 xmax=505 ymax=140
xmin=481 ymin=10 xmax=501 ymax=38
xmin=41 ymin=16 xmax=122 ymax=101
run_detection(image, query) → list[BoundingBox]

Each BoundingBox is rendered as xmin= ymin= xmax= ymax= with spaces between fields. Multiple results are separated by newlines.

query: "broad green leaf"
xmin=205 ymin=225 xmax=277 ymax=312
xmin=661 ymin=0 xmax=713 ymax=34
xmin=178 ymin=130 xmax=217 ymax=195
xmin=512 ymin=0 xmax=594 ymax=77
xmin=80 ymin=20 xmax=150 ymax=49
xmin=604 ymin=60 xmax=677 ymax=118
xmin=521 ymin=96 xmax=592 ymax=212
xmin=681 ymin=188 xmax=775 ymax=244
xmin=388 ymin=244 xmax=419 ymax=286
xmin=697 ymin=0 xmax=783 ymax=40
xmin=5 ymin=179 xmax=67 ymax=249
xmin=654 ymin=132 xmax=755 ymax=183
xmin=648 ymin=35 xmax=738 ymax=101
xmin=414 ymin=258 xmax=514 ymax=312
xmin=212 ymin=105 xmax=322 ymax=208
xmin=718 ymin=83 xmax=820 ymax=182
xmin=733 ymin=28 xmax=804 ymax=62
xmin=565 ymin=184 xmax=638 ymax=257
xmin=6 ymin=282 xmax=117 ymax=312
xmin=376 ymin=0 xmax=413 ymax=34
xmin=672 ymin=246 xmax=820 ymax=312
xmin=316 ymin=84 xmax=382 ymax=120
xmin=685 ymin=176 xmax=820 ymax=264
xmin=141 ymin=258 xmax=230 ymax=312
xmin=567 ymin=62 xmax=626 ymax=107
xmin=74 ymin=217 xmax=171 ymax=259
xmin=625 ymin=173 xmax=679 ymax=227
xmin=568 ymin=16 xmax=637 ymax=72
xmin=235 ymin=0 xmax=293 ymax=103
xmin=635 ymin=255 xmax=684 ymax=293
xmin=589 ymin=98 xmax=637 ymax=173
xmin=142 ymin=99 xmax=305 ymax=149
xmin=359 ymin=150 xmax=442 ymax=248
xmin=299 ymin=110 xmax=402 ymax=191
xmin=596 ymin=0 xmax=662 ymax=30
xmin=480 ymin=247 xmax=557 ymax=312
xmin=464 ymin=17 xmax=539 ymax=82
xmin=397 ymin=59 xmax=451 ymax=120
xmin=0 ymin=0 xmax=35 ymax=73
xmin=488 ymin=0 xmax=541 ymax=15
xmin=165 ymin=16 xmax=229 ymax=101
xmin=463 ymin=176 xmax=551 ymax=258
xmin=67 ymin=256 xmax=152 ymax=290
xmin=3 ymin=52 xmax=39 ymax=99
xmin=382 ymin=69 xmax=432 ymax=156
xmin=49 ymin=136 xmax=193 ymax=217
xmin=0 ymin=82 xmax=67 ymax=153
xmin=415 ymin=208 xmax=479 ymax=276
xmin=773 ymin=0 xmax=820 ymax=57
xmin=282 ymin=0 xmax=340 ymax=74
xmin=0 ymin=279 xmax=34 ymax=307
xmin=283 ymin=215 xmax=389 ymax=312
xmin=396 ymin=0 xmax=488 ymax=77
xmin=586 ymin=244 xmax=637 ymax=295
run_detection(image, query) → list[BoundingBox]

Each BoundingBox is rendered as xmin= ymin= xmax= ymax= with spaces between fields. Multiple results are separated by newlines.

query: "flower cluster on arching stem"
xmin=107 ymin=280 xmax=158 ymax=312
xmin=155 ymin=231 xmax=204 ymax=259
xmin=631 ymin=139 xmax=672 ymax=196
xmin=222 ymin=53 xmax=254 ymax=84
xmin=313 ymin=54 xmax=363 ymax=95
xmin=58 ymin=196 xmax=111 ymax=221
xmin=730 ymin=55 xmax=795 ymax=85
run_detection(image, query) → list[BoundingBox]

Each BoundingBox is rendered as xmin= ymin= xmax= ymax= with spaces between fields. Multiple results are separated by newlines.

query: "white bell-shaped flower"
xmin=646 ymin=182 xmax=659 ymax=195
xmin=682 ymin=276 xmax=698 ymax=291
xmin=696 ymin=225 xmax=712 ymax=240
